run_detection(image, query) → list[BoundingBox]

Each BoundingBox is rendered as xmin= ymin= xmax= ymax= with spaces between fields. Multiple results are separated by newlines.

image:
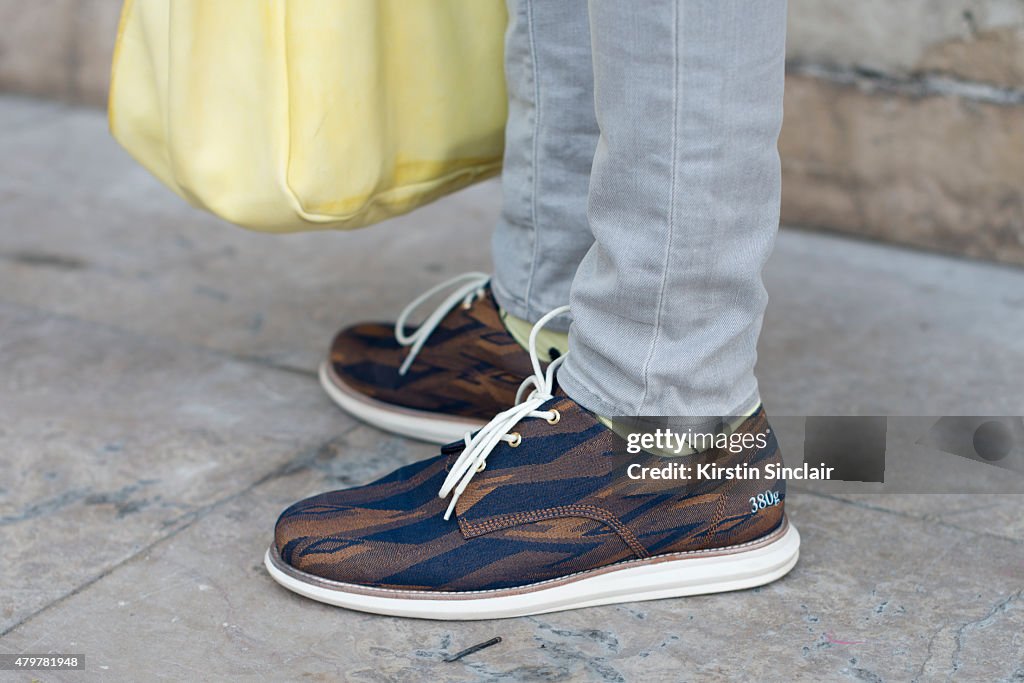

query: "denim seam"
xmin=522 ymin=0 xmax=542 ymax=320
xmin=637 ymin=0 xmax=680 ymax=415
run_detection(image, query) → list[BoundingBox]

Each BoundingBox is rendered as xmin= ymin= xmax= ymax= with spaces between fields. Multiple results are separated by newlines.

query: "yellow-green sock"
xmin=500 ymin=309 xmax=569 ymax=363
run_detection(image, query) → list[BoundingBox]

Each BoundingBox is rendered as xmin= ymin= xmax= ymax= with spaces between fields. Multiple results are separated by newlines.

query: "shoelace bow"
xmin=438 ymin=305 xmax=571 ymax=520
xmin=394 ymin=272 xmax=490 ymax=376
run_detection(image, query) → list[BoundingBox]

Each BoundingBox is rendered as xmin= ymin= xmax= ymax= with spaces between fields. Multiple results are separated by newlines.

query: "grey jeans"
xmin=491 ymin=0 xmax=788 ymax=421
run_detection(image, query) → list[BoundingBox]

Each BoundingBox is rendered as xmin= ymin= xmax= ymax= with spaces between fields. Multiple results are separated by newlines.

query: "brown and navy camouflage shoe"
xmin=320 ymin=272 xmax=541 ymax=444
xmin=270 ymin=307 xmax=800 ymax=619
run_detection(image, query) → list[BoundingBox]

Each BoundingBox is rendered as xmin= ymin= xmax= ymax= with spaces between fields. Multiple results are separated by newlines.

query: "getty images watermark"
xmin=623 ymin=425 xmax=834 ymax=481
xmin=609 ymin=415 xmax=1024 ymax=493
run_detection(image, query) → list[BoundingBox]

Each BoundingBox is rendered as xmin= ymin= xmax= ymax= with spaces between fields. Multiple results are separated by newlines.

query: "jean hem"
xmin=490 ymin=278 xmax=572 ymax=332
xmin=559 ymin=365 xmax=763 ymax=423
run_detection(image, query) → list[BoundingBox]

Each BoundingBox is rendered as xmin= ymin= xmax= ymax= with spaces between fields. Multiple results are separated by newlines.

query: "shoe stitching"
xmin=459 ymin=504 xmax=650 ymax=559
xmin=705 ymin=481 xmax=734 ymax=539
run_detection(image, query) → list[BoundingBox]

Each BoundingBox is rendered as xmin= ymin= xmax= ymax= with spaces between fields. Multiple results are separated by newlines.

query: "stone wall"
xmin=1 ymin=0 xmax=1022 ymax=265
xmin=783 ymin=0 xmax=1024 ymax=266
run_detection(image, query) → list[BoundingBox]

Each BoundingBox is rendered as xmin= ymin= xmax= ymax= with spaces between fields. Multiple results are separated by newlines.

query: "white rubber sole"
xmin=265 ymin=520 xmax=800 ymax=620
xmin=318 ymin=362 xmax=483 ymax=444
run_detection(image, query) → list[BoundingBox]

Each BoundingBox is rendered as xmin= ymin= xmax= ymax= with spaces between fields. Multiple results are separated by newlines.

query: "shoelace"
xmin=394 ymin=272 xmax=490 ymax=376
xmin=438 ymin=305 xmax=571 ymax=520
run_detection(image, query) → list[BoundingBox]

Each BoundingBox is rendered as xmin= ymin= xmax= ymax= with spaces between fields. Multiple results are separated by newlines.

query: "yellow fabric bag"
xmin=109 ymin=0 xmax=507 ymax=233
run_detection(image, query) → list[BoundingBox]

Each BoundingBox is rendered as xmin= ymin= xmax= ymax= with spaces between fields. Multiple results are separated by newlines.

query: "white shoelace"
xmin=394 ymin=272 xmax=491 ymax=376
xmin=438 ymin=305 xmax=571 ymax=520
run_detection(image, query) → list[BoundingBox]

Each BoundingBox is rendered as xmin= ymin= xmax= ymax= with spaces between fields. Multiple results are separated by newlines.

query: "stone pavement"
xmin=1 ymin=95 xmax=1022 ymax=682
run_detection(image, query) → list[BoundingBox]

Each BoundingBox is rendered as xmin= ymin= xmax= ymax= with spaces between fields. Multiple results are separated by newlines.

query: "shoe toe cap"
xmin=272 ymin=455 xmax=457 ymax=587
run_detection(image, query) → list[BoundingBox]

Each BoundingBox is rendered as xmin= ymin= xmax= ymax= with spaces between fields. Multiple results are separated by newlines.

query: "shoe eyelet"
xmin=475 ymin=460 xmax=487 ymax=472
xmin=546 ymin=409 xmax=561 ymax=425
xmin=508 ymin=432 xmax=522 ymax=447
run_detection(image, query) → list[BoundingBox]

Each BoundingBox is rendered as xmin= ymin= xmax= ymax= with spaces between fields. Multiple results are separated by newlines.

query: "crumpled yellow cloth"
xmin=109 ymin=0 xmax=507 ymax=232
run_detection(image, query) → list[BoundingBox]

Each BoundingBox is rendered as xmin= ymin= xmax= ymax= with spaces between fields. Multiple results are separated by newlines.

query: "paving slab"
xmin=759 ymin=229 xmax=1024 ymax=417
xmin=0 ymin=301 xmax=353 ymax=634
xmin=0 ymin=95 xmax=67 ymax=135
xmin=0 ymin=189 xmax=494 ymax=373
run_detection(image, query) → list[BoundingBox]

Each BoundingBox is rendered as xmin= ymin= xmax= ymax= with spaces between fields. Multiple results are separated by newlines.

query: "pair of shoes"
xmin=266 ymin=274 xmax=800 ymax=620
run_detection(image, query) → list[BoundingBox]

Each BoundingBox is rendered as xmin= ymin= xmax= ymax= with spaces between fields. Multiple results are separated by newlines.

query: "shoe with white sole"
xmin=322 ymin=272 xmax=542 ymax=444
xmin=270 ymin=307 xmax=799 ymax=620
